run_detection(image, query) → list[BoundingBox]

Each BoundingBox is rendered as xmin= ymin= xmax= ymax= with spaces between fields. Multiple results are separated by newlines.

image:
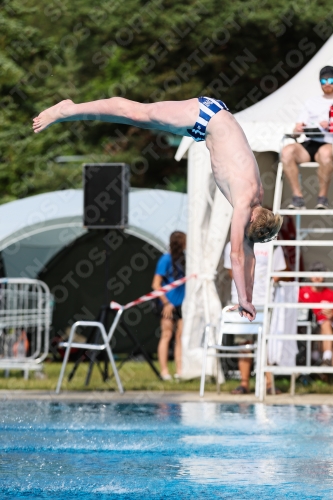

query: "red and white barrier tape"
xmin=110 ymin=273 xmax=196 ymax=311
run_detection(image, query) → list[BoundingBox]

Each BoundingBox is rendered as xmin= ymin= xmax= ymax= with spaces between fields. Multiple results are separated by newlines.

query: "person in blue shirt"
xmin=152 ymin=231 xmax=186 ymax=381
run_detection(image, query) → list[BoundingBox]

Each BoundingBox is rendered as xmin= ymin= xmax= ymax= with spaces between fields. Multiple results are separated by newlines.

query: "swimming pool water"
xmin=1 ymin=401 xmax=333 ymax=499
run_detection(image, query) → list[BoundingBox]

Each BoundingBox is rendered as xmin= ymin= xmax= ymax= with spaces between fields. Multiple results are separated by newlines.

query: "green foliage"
xmin=0 ymin=0 xmax=332 ymax=201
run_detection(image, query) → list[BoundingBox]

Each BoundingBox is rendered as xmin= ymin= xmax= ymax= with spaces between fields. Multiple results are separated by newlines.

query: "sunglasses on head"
xmin=320 ymin=78 xmax=333 ymax=85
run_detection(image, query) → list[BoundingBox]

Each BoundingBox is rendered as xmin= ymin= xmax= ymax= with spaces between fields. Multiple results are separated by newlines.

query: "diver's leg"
xmin=33 ymin=97 xmax=198 ymax=134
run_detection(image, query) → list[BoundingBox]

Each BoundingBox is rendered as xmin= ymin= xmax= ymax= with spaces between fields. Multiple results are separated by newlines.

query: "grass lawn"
xmin=1 ymin=360 xmax=333 ymax=394
xmin=0 ymin=361 xmax=217 ymax=392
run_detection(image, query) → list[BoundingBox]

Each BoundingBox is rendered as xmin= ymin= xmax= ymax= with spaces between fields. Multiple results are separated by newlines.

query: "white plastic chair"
xmin=56 ymin=309 xmax=124 ymax=394
xmin=200 ymin=306 xmax=263 ymax=397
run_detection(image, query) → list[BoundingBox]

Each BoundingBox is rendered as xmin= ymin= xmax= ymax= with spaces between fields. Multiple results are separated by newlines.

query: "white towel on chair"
xmin=268 ymin=286 xmax=299 ymax=366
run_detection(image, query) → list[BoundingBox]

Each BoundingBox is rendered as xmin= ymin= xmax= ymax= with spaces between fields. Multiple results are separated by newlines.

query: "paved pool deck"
xmin=1 ymin=390 xmax=333 ymax=405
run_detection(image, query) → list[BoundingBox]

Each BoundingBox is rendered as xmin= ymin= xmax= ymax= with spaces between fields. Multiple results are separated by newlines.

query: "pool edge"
xmin=1 ymin=390 xmax=333 ymax=406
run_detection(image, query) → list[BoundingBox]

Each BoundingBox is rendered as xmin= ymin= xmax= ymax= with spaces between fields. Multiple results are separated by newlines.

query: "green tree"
xmin=0 ymin=0 xmax=331 ymax=201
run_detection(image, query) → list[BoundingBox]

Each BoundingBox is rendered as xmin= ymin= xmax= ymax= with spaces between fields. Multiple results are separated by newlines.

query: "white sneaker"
xmin=161 ymin=373 xmax=172 ymax=381
xmin=174 ymin=373 xmax=181 ymax=380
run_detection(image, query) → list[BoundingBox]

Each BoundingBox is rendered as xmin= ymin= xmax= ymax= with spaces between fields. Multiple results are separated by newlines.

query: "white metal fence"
xmin=0 ymin=278 xmax=52 ymax=377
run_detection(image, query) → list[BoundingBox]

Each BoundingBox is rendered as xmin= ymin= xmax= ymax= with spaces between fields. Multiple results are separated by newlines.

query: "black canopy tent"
xmin=38 ymin=230 xmax=162 ymax=354
xmin=0 ymin=188 xmax=187 ymax=358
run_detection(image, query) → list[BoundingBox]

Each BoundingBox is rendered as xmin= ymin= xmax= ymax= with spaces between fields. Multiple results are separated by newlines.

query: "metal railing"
xmin=0 ymin=278 xmax=52 ymax=378
xmin=260 ymin=140 xmax=333 ymax=399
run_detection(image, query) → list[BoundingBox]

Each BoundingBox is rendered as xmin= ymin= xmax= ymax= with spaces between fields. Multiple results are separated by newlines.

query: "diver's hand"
xmin=229 ymin=302 xmax=256 ymax=321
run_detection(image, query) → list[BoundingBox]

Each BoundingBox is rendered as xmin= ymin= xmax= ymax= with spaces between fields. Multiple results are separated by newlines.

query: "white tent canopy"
xmin=235 ymin=36 xmax=333 ymax=152
xmin=181 ymin=143 xmax=232 ymax=381
xmin=176 ymin=35 xmax=333 ymax=156
xmin=176 ymin=35 xmax=333 ymax=380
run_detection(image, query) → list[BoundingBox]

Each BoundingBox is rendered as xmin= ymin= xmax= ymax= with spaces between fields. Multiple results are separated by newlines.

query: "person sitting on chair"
xmin=224 ymin=240 xmax=286 ymax=394
xmin=299 ymin=261 xmax=333 ymax=367
xmin=281 ymin=65 xmax=333 ymax=210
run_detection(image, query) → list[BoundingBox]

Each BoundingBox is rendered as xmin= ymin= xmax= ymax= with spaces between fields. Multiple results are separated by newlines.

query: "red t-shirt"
xmin=299 ymin=286 xmax=333 ymax=322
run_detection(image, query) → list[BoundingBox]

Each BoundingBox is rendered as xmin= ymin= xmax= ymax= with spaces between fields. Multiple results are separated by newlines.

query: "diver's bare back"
xmin=204 ymin=111 xmax=263 ymax=208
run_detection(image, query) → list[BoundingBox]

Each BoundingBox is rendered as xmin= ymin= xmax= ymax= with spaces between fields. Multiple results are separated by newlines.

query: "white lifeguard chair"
xmin=259 ymin=140 xmax=333 ymax=400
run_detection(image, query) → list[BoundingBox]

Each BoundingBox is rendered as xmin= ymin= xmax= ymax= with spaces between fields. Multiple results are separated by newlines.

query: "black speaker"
xmin=83 ymin=163 xmax=130 ymax=228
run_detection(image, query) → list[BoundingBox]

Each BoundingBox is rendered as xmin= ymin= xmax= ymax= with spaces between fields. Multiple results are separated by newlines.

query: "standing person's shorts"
xmin=172 ymin=306 xmax=182 ymax=321
xmin=154 ymin=302 xmax=182 ymax=320
xmin=300 ymin=140 xmax=330 ymax=162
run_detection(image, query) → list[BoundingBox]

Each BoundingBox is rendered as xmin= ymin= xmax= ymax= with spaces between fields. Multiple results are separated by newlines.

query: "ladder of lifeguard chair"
xmin=259 ymin=160 xmax=333 ymax=401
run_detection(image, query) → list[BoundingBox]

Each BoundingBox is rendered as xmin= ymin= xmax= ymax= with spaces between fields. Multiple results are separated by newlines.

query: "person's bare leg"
xmin=266 ymin=372 xmax=273 ymax=389
xmin=320 ymin=320 xmax=333 ymax=356
xmin=280 ymin=144 xmax=311 ymax=197
xmin=315 ymin=145 xmax=333 ymax=197
xmin=32 ymin=97 xmax=198 ymax=134
xmin=174 ymin=319 xmax=183 ymax=376
xmin=238 ymin=357 xmax=251 ymax=391
xmin=158 ymin=318 xmax=173 ymax=376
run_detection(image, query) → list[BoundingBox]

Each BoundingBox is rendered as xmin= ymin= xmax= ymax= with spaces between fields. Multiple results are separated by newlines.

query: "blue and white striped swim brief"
xmin=187 ymin=96 xmax=229 ymax=142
